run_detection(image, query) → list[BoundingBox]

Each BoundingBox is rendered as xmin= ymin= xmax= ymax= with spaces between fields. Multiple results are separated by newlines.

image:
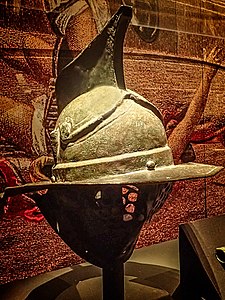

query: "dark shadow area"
xmin=25 ymin=262 xmax=179 ymax=300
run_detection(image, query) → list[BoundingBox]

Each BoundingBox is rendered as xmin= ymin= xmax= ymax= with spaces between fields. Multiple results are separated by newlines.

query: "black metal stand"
xmin=103 ymin=262 xmax=124 ymax=300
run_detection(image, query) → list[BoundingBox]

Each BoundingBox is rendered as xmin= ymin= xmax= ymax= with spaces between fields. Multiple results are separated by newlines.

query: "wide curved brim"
xmin=77 ymin=162 xmax=223 ymax=185
xmin=2 ymin=162 xmax=223 ymax=200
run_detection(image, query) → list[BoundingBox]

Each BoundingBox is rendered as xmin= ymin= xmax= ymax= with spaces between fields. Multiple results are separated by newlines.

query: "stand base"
xmin=1 ymin=240 xmax=179 ymax=300
xmin=67 ymin=275 xmax=172 ymax=300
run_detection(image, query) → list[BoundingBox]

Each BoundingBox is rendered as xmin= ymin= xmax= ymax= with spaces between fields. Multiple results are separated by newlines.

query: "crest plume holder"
xmin=55 ymin=5 xmax=132 ymax=114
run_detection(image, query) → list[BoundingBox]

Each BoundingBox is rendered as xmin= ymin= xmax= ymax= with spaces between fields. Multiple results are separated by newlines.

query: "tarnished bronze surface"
xmin=51 ymin=75 xmax=223 ymax=184
xmin=53 ymin=163 xmax=224 ymax=185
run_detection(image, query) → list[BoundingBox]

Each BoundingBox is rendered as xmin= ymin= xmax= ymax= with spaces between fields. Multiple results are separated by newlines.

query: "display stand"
xmin=103 ymin=263 xmax=124 ymax=300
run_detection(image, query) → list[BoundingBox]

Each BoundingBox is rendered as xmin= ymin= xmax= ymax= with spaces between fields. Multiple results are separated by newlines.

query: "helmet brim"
xmin=82 ymin=162 xmax=223 ymax=185
xmin=2 ymin=163 xmax=223 ymax=200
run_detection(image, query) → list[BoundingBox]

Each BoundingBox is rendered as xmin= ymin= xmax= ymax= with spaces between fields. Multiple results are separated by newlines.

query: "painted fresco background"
xmin=0 ymin=0 xmax=225 ymax=284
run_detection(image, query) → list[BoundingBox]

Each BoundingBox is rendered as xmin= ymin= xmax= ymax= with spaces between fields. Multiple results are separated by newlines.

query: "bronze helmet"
xmin=51 ymin=85 xmax=221 ymax=185
xmin=50 ymin=6 xmax=222 ymax=186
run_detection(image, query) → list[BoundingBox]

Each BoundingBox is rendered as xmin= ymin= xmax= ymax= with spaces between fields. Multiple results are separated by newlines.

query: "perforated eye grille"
xmin=122 ymin=185 xmax=139 ymax=222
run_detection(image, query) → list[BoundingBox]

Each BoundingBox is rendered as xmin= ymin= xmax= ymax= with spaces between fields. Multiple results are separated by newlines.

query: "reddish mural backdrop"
xmin=0 ymin=0 xmax=225 ymax=284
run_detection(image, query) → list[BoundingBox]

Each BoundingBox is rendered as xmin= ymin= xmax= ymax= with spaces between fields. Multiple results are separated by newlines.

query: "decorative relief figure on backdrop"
xmin=168 ymin=46 xmax=225 ymax=164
